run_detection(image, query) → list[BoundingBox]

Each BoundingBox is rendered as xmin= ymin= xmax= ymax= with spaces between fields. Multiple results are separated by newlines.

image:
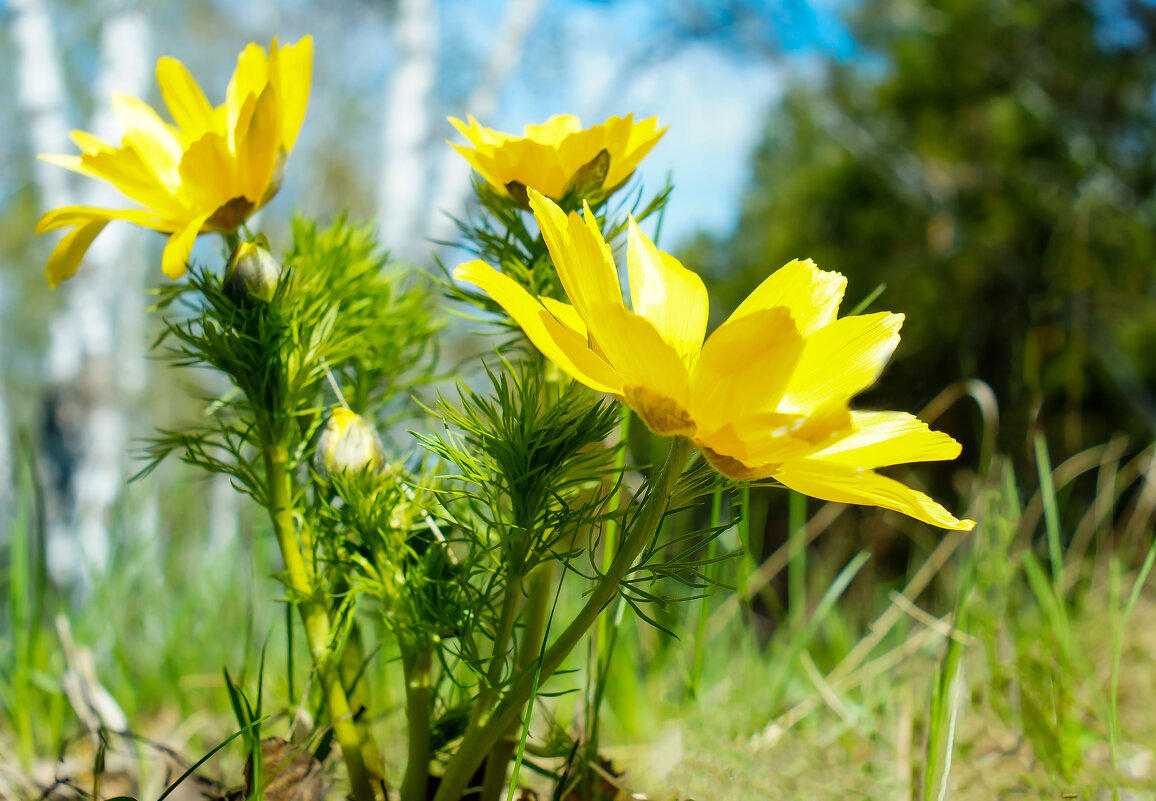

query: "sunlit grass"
xmin=4 ymin=389 xmax=1156 ymax=800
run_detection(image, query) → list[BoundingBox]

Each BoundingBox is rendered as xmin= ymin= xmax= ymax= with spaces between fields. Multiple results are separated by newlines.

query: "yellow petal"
xmin=447 ymin=116 xmax=475 ymax=143
xmin=229 ymin=91 xmax=258 ymax=156
xmin=44 ymin=218 xmax=109 ymax=287
xmin=237 ymin=85 xmax=279 ymax=204
xmin=626 ymin=218 xmax=707 ymax=365
xmin=781 ymin=311 xmax=904 ymax=414
xmin=161 ymin=212 xmax=211 ymax=279
xmin=507 ymin=142 xmax=569 ymax=197
xmin=691 ymin=307 xmax=803 ymax=431
xmin=606 ymin=114 xmax=667 ymax=188
xmin=37 ymin=205 xmax=164 ymax=234
xmin=469 ymin=114 xmax=510 ymax=145
xmin=449 ymin=142 xmax=501 ymax=190
xmin=450 ymin=115 xmax=507 ymax=149
xmin=556 ymin=125 xmax=610 ymax=179
xmin=38 ymin=154 xmax=84 ymax=172
xmin=773 ymin=460 xmax=975 ymax=531
xmin=177 ymin=132 xmax=236 ymax=211
xmin=69 ymin=129 xmax=115 ymax=154
xmin=110 ymin=93 xmax=183 ymax=188
xmin=582 ymin=303 xmax=693 ymax=435
xmin=270 ymin=36 xmax=312 ymax=150
xmin=539 ymin=296 xmax=587 ymax=338
xmin=50 ymin=145 xmax=181 ymax=215
xmin=446 ymin=113 xmax=664 ymax=199
xmin=454 ymin=260 xmax=625 ymax=394
xmin=524 ymin=114 xmax=581 ymax=144
xmin=156 ymin=57 xmax=216 ymax=141
xmin=695 ymin=413 xmax=806 ymax=480
xmin=729 ymin=259 xmax=847 ymax=337
xmin=528 ymin=190 xmax=623 ymax=317
xmin=811 ymin=411 xmax=962 ymax=469
xmin=226 ymin=42 xmax=269 ymax=143
xmin=717 ymin=400 xmax=852 ymax=470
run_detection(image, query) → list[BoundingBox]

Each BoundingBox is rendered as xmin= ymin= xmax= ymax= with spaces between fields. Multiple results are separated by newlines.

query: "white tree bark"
xmin=378 ymin=0 xmax=439 ymax=262
xmin=428 ymin=0 xmax=545 ymax=243
xmin=30 ymin=2 xmax=152 ymax=594
xmin=7 ymin=0 xmax=76 ymax=546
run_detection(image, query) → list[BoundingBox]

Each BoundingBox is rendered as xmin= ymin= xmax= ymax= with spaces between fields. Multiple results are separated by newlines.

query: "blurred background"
xmin=2 ymin=0 xmax=855 ymax=594
xmin=5 ymin=0 xmax=1156 ymax=796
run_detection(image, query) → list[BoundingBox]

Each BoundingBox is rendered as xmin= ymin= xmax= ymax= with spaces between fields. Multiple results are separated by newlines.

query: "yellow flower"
xmin=447 ymin=113 xmax=665 ymax=201
xmin=454 ymin=189 xmax=974 ymax=531
xmin=35 ymin=36 xmax=313 ymax=287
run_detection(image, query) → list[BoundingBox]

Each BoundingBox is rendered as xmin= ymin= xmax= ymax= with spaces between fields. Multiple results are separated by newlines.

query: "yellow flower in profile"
xmin=447 ymin=113 xmax=665 ymax=202
xmin=36 ymin=36 xmax=313 ymax=287
xmin=455 ymin=189 xmax=974 ymax=531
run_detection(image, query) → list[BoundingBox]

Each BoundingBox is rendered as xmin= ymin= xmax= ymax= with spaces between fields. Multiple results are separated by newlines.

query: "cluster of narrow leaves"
xmin=140 ymin=215 xmax=438 ymax=499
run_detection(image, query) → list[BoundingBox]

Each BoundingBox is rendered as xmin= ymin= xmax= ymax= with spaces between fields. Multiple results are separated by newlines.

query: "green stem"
xmin=588 ymin=407 xmax=633 ymax=755
xmin=788 ymin=490 xmax=807 ymax=633
xmin=737 ymin=485 xmax=752 ymax=608
xmin=481 ymin=738 xmax=514 ymax=801
xmin=434 ymin=438 xmax=693 ymax=801
xmin=224 ymin=229 xmax=242 ymax=253
xmin=458 ymin=564 xmax=524 ymax=801
xmin=481 ymin=563 xmax=555 ymax=801
xmin=602 ymin=407 xmax=633 ymax=574
xmin=401 ymin=645 xmax=433 ymax=801
xmin=688 ymin=490 xmax=723 ymax=698
xmin=595 ymin=407 xmax=632 ymax=663
xmin=465 ymin=565 xmax=523 ymax=741
xmin=341 ymin=619 xmax=382 ymax=782
xmin=263 ymin=443 xmax=378 ymax=801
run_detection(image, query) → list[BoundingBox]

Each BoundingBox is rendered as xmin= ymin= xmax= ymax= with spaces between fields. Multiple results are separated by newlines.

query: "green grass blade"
xmin=155 ymin=717 xmax=268 ymax=801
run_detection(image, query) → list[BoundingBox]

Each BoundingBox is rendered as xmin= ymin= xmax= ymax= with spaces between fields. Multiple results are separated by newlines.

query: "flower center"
xmin=208 ymin=196 xmax=256 ymax=231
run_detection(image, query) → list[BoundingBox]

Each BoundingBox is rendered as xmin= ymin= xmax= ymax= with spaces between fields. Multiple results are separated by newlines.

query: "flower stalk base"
xmin=432 ymin=438 xmax=693 ymax=801
xmin=263 ymin=442 xmax=380 ymax=801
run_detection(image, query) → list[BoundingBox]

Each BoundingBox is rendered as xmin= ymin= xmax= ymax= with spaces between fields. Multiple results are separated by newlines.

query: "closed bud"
xmin=315 ymin=408 xmax=386 ymax=478
xmin=224 ymin=241 xmax=281 ymax=303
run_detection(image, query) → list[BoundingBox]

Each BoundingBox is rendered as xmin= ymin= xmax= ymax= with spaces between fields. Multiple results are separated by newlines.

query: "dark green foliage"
xmin=445 ymin=175 xmax=672 ymax=322
xmin=283 ymin=216 xmax=442 ymax=415
xmin=620 ymin=458 xmax=740 ymax=634
xmin=419 ymin=362 xmax=621 ymax=576
xmin=314 ymin=465 xmax=465 ymax=643
xmin=139 ymin=215 xmax=439 ymax=496
xmin=686 ymin=0 xmax=1156 ymax=463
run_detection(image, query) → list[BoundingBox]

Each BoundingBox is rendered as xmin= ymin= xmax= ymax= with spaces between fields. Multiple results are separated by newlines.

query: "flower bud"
xmin=315 ymin=408 xmax=387 ymax=478
xmin=224 ymin=241 xmax=281 ymax=303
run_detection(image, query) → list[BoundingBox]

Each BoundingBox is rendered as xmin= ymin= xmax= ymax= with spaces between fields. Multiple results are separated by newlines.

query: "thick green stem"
xmin=341 ymin=619 xmax=383 ymax=780
xmin=401 ymin=645 xmax=433 ymax=801
xmin=595 ymin=407 xmax=632 ymax=664
xmin=688 ymin=490 xmax=723 ymax=699
xmin=434 ymin=438 xmax=693 ymax=801
xmin=263 ymin=443 xmax=378 ymax=801
xmin=480 ymin=738 xmax=514 ymax=801
xmin=453 ymin=561 xmax=524 ymax=800
xmin=588 ymin=408 xmax=633 ymax=758
xmin=487 ymin=573 xmax=523 ymax=689
xmin=480 ymin=563 xmax=555 ymax=801
xmin=464 ymin=565 xmax=523 ymax=745
xmin=518 ymin=563 xmax=554 ymax=672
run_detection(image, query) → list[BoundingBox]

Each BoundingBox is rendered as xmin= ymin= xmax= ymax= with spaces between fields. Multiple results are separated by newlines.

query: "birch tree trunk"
xmin=26 ymin=1 xmax=152 ymax=595
xmin=378 ymin=0 xmax=439 ymax=262
xmin=8 ymin=0 xmax=76 ymax=548
xmin=428 ymin=0 xmax=544 ymax=241
xmin=11 ymin=0 xmax=75 ymax=580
